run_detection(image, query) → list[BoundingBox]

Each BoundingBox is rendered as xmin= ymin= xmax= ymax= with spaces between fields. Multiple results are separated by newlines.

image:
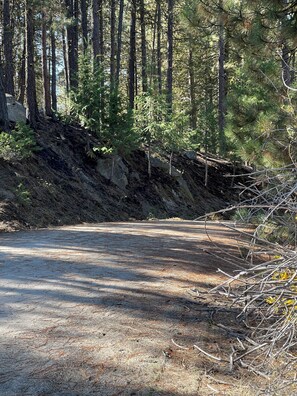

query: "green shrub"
xmin=0 ymin=122 xmax=37 ymax=161
xmin=15 ymin=182 xmax=31 ymax=205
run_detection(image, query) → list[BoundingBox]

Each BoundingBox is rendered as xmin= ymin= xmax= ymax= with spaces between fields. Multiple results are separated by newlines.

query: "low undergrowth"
xmin=0 ymin=122 xmax=37 ymax=161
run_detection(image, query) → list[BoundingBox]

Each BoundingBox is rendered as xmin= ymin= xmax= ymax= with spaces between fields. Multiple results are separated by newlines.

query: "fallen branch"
xmin=193 ymin=344 xmax=224 ymax=362
xmin=239 ymin=360 xmax=271 ymax=380
xmin=171 ymin=338 xmax=189 ymax=350
xmin=206 ymin=384 xmax=219 ymax=393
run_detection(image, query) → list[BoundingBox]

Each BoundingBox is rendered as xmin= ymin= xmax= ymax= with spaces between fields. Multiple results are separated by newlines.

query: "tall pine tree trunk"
xmin=51 ymin=30 xmax=57 ymax=112
xmin=25 ymin=0 xmax=39 ymax=127
xmin=129 ymin=0 xmax=136 ymax=109
xmin=81 ymin=0 xmax=88 ymax=51
xmin=3 ymin=0 xmax=14 ymax=95
xmin=93 ymin=0 xmax=100 ymax=63
xmin=18 ymin=39 xmax=26 ymax=104
xmin=116 ymin=0 xmax=124 ymax=85
xmin=65 ymin=0 xmax=78 ymax=89
xmin=281 ymin=44 xmax=291 ymax=87
xmin=0 ymin=64 xmax=9 ymax=131
xmin=139 ymin=0 xmax=147 ymax=93
xmin=92 ymin=0 xmax=104 ymax=130
xmin=166 ymin=0 xmax=173 ymax=114
xmin=62 ymin=29 xmax=69 ymax=92
xmin=99 ymin=0 xmax=104 ymax=63
xmin=280 ymin=0 xmax=292 ymax=90
xmin=188 ymin=44 xmax=197 ymax=130
xmin=93 ymin=0 xmax=104 ymax=65
xmin=218 ymin=0 xmax=226 ymax=155
xmin=65 ymin=0 xmax=72 ymax=88
xmin=42 ymin=12 xmax=52 ymax=116
xmin=150 ymin=5 xmax=157 ymax=87
xmin=72 ymin=0 xmax=79 ymax=88
xmin=110 ymin=0 xmax=116 ymax=88
xmin=157 ymin=0 xmax=162 ymax=95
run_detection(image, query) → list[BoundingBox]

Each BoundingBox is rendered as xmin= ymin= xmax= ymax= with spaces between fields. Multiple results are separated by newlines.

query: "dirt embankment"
xmin=0 ymin=119 xmax=249 ymax=231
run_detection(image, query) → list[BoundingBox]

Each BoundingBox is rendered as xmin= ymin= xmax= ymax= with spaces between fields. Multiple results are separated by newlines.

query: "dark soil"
xmin=0 ymin=119 xmax=249 ymax=232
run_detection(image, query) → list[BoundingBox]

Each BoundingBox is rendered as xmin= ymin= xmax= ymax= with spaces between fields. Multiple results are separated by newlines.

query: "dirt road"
xmin=0 ymin=221 xmax=247 ymax=396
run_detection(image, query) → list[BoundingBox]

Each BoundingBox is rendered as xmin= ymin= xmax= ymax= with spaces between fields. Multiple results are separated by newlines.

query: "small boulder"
xmin=6 ymin=94 xmax=27 ymax=123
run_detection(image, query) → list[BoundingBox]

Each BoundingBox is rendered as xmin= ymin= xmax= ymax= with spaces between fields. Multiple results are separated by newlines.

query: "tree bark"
xmin=203 ymin=131 xmax=209 ymax=187
xmin=72 ymin=0 xmax=79 ymax=87
xmin=129 ymin=0 xmax=136 ymax=109
xmin=62 ymin=29 xmax=69 ymax=92
xmin=3 ymin=0 xmax=14 ymax=95
xmin=149 ymin=4 xmax=157 ymax=88
xmin=93 ymin=0 xmax=100 ymax=63
xmin=188 ymin=44 xmax=197 ymax=129
xmin=0 ymin=64 xmax=10 ymax=131
xmin=51 ymin=30 xmax=57 ymax=112
xmin=147 ymin=143 xmax=151 ymax=178
xmin=42 ymin=12 xmax=52 ymax=117
xmin=93 ymin=0 xmax=104 ymax=65
xmin=281 ymin=0 xmax=292 ymax=88
xmin=116 ymin=0 xmax=124 ymax=85
xmin=18 ymin=39 xmax=26 ymax=104
xmin=166 ymin=0 xmax=173 ymax=114
xmin=157 ymin=0 xmax=162 ymax=95
xmin=99 ymin=0 xmax=104 ymax=63
xmin=65 ymin=0 xmax=78 ymax=89
xmin=218 ymin=0 xmax=226 ymax=155
xmin=25 ymin=0 xmax=39 ymax=128
xmin=110 ymin=0 xmax=116 ymax=88
xmin=139 ymin=0 xmax=148 ymax=93
xmin=81 ymin=0 xmax=88 ymax=51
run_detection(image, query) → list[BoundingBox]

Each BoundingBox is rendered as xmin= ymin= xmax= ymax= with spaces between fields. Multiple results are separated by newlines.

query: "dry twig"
xmin=199 ymin=164 xmax=297 ymax=392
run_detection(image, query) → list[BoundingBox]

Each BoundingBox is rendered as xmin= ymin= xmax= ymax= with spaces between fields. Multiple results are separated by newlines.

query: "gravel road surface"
xmin=0 ymin=221 xmax=243 ymax=396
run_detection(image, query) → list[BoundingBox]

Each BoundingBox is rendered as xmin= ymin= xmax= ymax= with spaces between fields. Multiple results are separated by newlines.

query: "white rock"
xmin=5 ymin=94 xmax=27 ymax=123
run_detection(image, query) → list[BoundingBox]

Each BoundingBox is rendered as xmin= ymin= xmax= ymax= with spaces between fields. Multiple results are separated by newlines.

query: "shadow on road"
xmin=0 ymin=221 xmax=247 ymax=395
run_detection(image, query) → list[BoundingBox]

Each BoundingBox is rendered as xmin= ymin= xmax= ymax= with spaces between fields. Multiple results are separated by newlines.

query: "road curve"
xmin=0 ymin=221 xmax=242 ymax=396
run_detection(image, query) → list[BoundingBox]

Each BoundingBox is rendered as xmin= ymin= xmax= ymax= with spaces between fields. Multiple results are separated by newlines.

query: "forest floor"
xmin=0 ymin=220 xmax=259 ymax=396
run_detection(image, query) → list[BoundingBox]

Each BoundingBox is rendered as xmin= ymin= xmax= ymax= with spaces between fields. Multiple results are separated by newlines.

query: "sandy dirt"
xmin=0 ymin=221 xmax=253 ymax=396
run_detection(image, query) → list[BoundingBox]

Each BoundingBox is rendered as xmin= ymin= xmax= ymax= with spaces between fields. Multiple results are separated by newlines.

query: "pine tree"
xmin=0 ymin=64 xmax=10 ymax=131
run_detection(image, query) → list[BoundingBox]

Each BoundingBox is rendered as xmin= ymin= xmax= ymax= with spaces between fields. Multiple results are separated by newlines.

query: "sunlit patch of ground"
xmin=0 ymin=221 xmax=256 ymax=395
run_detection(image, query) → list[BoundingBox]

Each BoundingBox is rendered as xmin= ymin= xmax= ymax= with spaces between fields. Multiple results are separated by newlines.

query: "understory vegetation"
xmin=0 ymin=123 xmax=37 ymax=161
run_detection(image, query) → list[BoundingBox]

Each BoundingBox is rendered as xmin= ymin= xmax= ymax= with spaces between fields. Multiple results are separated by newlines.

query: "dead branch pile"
xmin=201 ymin=165 xmax=297 ymax=393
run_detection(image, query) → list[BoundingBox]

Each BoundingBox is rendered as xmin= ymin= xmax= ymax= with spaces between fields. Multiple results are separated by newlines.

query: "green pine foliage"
xmin=72 ymin=53 xmax=138 ymax=157
xmin=134 ymin=92 xmax=193 ymax=154
xmin=71 ymin=53 xmax=106 ymax=134
xmin=226 ymin=48 xmax=296 ymax=166
xmin=98 ymin=90 xmax=137 ymax=156
xmin=133 ymin=92 xmax=167 ymax=149
xmin=160 ymin=112 xmax=193 ymax=154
